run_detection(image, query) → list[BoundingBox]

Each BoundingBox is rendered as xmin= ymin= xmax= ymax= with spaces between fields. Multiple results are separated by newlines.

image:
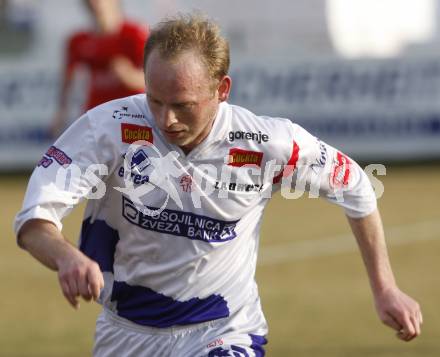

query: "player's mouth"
xmin=164 ymin=130 xmax=185 ymax=138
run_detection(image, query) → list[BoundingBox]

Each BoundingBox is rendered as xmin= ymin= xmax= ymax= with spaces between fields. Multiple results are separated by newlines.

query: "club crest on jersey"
xmin=330 ymin=152 xmax=351 ymax=188
xmin=179 ymin=174 xmax=193 ymax=192
xmin=227 ymin=148 xmax=263 ymax=167
xmin=121 ymin=123 xmax=153 ymax=144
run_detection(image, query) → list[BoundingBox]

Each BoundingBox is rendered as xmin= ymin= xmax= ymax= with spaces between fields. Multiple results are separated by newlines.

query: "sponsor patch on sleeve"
xmin=227 ymin=148 xmax=263 ymax=167
xmin=121 ymin=123 xmax=153 ymax=144
xmin=38 ymin=146 xmax=72 ymax=168
xmin=330 ymin=151 xmax=351 ymax=188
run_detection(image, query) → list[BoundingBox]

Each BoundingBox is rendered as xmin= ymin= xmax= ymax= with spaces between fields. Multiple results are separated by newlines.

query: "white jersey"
xmin=14 ymin=94 xmax=376 ymax=329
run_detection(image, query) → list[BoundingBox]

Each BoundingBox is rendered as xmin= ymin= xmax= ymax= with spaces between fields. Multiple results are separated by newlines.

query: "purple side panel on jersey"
xmin=111 ymin=281 xmax=230 ymax=328
xmin=249 ymin=334 xmax=267 ymax=357
xmin=231 ymin=345 xmax=250 ymax=357
xmin=79 ymin=218 xmax=120 ymax=273
xmin=208 ymin=347 xmax=233 ymax=357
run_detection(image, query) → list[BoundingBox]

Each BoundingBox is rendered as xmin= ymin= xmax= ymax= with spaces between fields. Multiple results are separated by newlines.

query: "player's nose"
xmin=159 ymin=107 xmax=178 ymax=129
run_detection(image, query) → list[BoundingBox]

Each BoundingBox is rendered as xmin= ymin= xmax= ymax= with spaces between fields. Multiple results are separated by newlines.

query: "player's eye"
xmin=148 ymin=96 xmax=162 ymax=106
xmin=174 ymin=103 xmax=195 ymax=111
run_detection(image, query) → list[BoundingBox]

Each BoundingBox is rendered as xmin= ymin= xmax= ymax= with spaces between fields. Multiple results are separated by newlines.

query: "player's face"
xmin=145 ymin=49 xmax=231 ymax=154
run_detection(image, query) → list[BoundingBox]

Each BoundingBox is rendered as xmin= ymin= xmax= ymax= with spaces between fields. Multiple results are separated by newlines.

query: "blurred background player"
xmin=50 ymin=0 xmax=149 ymax=137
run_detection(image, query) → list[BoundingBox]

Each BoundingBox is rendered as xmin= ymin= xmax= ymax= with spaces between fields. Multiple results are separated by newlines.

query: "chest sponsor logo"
xmin=130 ymin=149 xmax=151 ymax=173
xmin=214 ymin=181 xmax=264 ymax=192
xmin=121 ymin=123 xmax=153 ymax=144
xmin=113 ymin=106 xmax=146 ymax=120
xmin=122 ymin=197 xmax=239 ymax=243
xmin=227 ymin=148 xmax=263 ymax=167
xmin=118 ymin=149 xmax=151 ymax=185
xmin=228 ymin=130 xmax=269 ymax=144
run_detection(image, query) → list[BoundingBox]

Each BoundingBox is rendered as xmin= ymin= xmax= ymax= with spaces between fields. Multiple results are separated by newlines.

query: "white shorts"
xmin=93 ymin=303 xmax=268 ymax=357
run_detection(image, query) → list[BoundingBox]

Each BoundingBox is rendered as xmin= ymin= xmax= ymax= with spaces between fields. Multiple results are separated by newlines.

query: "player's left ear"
xmin=217 ymin=75 xmax=232 ymax=103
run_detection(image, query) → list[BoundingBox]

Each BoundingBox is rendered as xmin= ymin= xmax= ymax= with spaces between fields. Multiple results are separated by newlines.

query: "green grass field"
xmin=1 ymin=165 xmax=439 ymax=356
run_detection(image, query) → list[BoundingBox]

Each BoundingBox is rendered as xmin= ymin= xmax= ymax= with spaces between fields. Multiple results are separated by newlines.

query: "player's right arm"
xmin=16 ymin=111 xmax=113 ymax=308
xmin=18 ymin=219 xmax=104 ymax=308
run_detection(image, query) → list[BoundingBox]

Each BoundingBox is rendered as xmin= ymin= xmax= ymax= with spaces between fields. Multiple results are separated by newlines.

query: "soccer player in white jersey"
xmin=15 ymin=14 xmax=422 ymax=356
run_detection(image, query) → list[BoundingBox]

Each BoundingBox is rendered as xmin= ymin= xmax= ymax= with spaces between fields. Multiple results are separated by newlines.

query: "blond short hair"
xmin=144 ymin=13 xmax=230 ymax=82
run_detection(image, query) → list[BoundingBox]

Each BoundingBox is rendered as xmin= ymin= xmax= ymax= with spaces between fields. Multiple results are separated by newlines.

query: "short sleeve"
xmin=14 ymin=114 xmax=111 ymax=234
xmin=274 ymin=122 xmax=377 ymax=218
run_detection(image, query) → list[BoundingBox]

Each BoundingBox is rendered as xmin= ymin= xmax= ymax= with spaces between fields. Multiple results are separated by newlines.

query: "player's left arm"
xmin=347 ymin=210 xmax=423 ymax=341
xmin=281 ymin=123 xmax=422 ymax=341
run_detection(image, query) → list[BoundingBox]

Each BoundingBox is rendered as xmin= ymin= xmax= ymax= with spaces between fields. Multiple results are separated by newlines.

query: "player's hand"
xmin=373 ymin=286 xmax=422 ymax=341
xmin=57 ymin=252 xmax=105 ymax=309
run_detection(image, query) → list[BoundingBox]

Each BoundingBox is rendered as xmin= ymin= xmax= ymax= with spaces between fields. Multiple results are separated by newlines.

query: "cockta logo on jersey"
xmin=227 ymin=148 xmax=263 ymax=167
xmin=228 ymin=130 xmax=269 ymax=144
xmin=330 ymin=151 xmax=351 ymax=188
xmin=38 ymin=146 xmax=72 ymax=169
xmin=121 ymin=123 xmax=153 ymax=144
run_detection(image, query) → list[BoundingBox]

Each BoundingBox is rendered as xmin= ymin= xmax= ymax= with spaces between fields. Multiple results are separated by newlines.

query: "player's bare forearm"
xmin=17 ymin=219 xmax=104 ymax=308
xmin=347 ymin=209 xmax=422 ymax=341
xmin=346 ymin=209 xmax=396 ymax=294
xmin=17 ymin=219 xmax=76 ymax=271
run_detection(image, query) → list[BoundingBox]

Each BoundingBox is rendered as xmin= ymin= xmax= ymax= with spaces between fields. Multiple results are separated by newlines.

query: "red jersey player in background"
xmin=51 ymin=0 xmax=149 ymax=136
